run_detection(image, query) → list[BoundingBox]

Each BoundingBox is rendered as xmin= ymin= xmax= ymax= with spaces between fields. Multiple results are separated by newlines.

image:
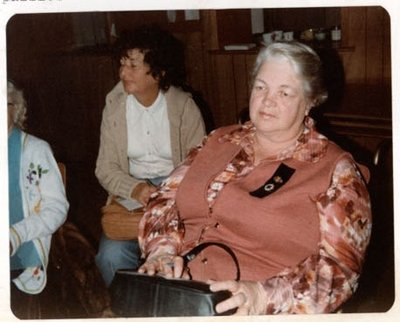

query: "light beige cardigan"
xmin=95 ymin=82 xmax=206 ymax=200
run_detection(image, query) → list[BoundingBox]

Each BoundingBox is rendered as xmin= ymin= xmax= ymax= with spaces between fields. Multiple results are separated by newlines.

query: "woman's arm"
xmin=138 ymin=145 xmax=203 ymax=256
xmin=138 ymin=133 xmax=212 ymax=270
xmin=260 ymin=157 xmax=372 ymax=314
xmin=95 ymin=95 xmax=145 ymax=199
xmin=10 ymin=140 xmax=69 ymax=255
xmin=95 ymin=97 xmax=142 ymax=200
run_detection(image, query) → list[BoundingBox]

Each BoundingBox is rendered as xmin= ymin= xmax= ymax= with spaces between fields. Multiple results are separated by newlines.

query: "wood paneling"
xmin=366 ymin=7 xmax=385 ymax=84
xmin=340 ymin=7 xmax=367 ymax=83
xmin=7 ymin=13 xmax=75 ymax=54
xmin=340 ymin=6 xmax=390 ymax=85
xmin=232 ymin=54 xmax=251 ymax=112
xmin=208 ymin=53 xmax=238 ymax=126
xmin=383 ymin=8 xmax=391 ymax=83
xmin=201 ymin=10 xmax=219 ymax=50
xmin=105 ymin=11 xmax=168 ymax=35
xmin=263 ymin=7 xmax=341 ymax=35
xmin=207 ymin=6 xmax=391 ymax=121
xmin=215 ymin=9 xmax=252 ymax=48
xmin=206 ymin=51 xmax=257 ymax=127
xmin=339 ymin=7 xmax=391 ymax=118
xmin=175 ymin=31 xmax=205 ymax=95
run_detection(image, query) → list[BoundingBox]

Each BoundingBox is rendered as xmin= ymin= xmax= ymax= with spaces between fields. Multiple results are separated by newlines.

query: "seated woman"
xmin=95 ymin=24 xmax=206 ymax=287
xmin=8 ymin=81 xmax=69 ymax=318
xmin=138 ymin=41 xmax=372 ymax=314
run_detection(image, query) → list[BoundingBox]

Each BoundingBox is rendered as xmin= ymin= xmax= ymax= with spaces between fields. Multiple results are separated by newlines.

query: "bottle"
xmin=331 ymin=26 xmax=341 ymax=41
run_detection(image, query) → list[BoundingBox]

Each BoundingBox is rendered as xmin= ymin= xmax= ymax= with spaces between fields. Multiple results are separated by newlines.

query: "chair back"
xmin=57 ymin=162 xmax=66 ymax=187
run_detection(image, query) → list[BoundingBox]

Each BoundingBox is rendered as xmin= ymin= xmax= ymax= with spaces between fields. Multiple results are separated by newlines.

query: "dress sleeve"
xmin=261 ymin=157 xmax=372 ymax=314
xmin=138 ymin=136 xmax=208 ymax=258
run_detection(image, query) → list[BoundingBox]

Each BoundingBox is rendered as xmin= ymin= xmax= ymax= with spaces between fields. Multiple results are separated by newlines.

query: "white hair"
xmin=252 ymin=41 xmax=328 ymax=107
xmin=7 ymin=80 xmax=27 ymax=129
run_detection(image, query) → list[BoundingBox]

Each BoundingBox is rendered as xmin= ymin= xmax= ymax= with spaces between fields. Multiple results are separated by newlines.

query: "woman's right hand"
xmin=131 ymin=182 xmax=157 ymax=205
xmin=138 ymin=254 xmax=190 ymax=279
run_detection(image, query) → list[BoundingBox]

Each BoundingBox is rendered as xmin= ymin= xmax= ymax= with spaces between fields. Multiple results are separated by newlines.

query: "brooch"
xmin=249 ymin=163 xmax=295 ymax=198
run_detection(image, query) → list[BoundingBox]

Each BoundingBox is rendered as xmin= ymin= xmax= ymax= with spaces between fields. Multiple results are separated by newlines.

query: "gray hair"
xmin=252 ymin=41 xmax=328 ymax=107
xmin=7 ymin=80 xmax=27 ymax=130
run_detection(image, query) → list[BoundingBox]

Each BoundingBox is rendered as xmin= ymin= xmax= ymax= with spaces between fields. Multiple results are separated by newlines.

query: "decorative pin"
xmin=264 ymin=183 xmax=274 ymax=191
xmin=249 ymin=163 xmax=295 ymax=198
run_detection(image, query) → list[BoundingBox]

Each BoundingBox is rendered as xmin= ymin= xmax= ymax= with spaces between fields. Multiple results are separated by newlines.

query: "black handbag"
xmin=109 ymin=242 xmax=240 ymax=317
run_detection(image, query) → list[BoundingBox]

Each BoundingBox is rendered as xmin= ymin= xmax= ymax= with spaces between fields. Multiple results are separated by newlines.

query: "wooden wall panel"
xmin=200 ymin=10 xmax=219 ymax=50
xmin=176 ymin=31 xmax=205 ymax=95
xmin=105 ymin=11 xmax=168 ymax=35
xmin=215 ymin=9 xmax=252 ymax=48
xmin=207 ymin=6 xmax=391 ymax=122
xmin=245 ymin=55 xmax=256 ymax=85
xmin=234 ymin=53 xmax=257 ymax=116
xmin=7 ymin=13 xmax=74 ymax=55
xmin=206 ymin=52 xmax=257 ymax=127
xmin=366 ymin=7 xmax=385 ymax=85
xmin=208 ymin=53 xmax=237 ymax=127
xmin=232 ymin=54 xmax=251 ymax=114
xmin=263 ymin=7 xmax=341 ymax=35
xmin=382 ymin=8 xmax=392 ymax=115
xmin=34 ymin=52 xmax=118 ymax=162
xmin=338 ymin=7 xmax=391 ymax=119
xmin=383 ymin=8 xmax=391 ymax=83
xmin=340 ymin=7 xmax=367 ymax=84
xmin=364 ymin=8 xmax=387 ymax=118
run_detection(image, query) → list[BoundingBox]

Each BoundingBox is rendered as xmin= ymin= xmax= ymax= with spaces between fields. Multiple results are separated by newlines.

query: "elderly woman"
xmin=138 ymin=41 xmax=372 ymax=314
xmin=95 ymin=24 xmax=206 ymax=286
xmin=8 ymin=81 xmax=69 ymax=318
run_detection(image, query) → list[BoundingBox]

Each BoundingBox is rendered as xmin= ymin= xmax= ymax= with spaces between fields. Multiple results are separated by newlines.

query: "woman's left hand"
xmin=209 ymin=280 xmax=267 ymax=315
xmin=138 ymin=254 xmax=191 ymax=280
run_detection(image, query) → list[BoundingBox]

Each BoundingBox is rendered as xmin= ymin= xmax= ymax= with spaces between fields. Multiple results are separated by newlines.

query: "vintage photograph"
xmin=1 ymin=1 xmax=396 ymax=320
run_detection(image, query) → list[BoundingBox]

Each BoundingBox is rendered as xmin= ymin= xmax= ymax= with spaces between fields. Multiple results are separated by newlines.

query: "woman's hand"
xmin=138 ymin=254 xmax=190 ymax=280
xmin=209 ymin=280 xmax=267 ymax=315
xmin=131 ymin=182 xmax=157 ymax=206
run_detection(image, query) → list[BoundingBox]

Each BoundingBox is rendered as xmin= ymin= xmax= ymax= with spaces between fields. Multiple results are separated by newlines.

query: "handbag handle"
xmin=183 ymin=242 xmax=241 ymax=281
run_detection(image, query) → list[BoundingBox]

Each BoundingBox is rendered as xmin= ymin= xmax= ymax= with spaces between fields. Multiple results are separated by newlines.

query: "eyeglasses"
xmin=120 ymin=56 xmax=146 ymax=69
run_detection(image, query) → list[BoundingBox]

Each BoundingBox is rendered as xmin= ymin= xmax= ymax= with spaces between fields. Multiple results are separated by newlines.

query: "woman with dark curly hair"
xmin=95 ymin=24 xmax=206 ymax=287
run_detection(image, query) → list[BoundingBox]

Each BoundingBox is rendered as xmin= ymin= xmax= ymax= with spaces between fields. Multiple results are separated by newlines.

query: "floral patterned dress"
xmin=138 ymin=117 xmax=372 ymax=314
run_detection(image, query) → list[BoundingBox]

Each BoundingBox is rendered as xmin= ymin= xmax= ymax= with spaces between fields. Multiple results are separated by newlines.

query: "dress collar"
xmin=219 ymin=116 xmax=329 ymax=163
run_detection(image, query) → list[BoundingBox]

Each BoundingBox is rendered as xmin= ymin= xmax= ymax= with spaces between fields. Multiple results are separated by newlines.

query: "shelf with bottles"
xmin=301 ymin=39 xmax=355 ymax=52
xmin=293 ymin=26 xmax=353 ymax=52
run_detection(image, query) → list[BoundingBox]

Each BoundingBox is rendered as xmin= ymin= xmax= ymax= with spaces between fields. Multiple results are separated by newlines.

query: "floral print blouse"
xmin=139 ymin=117 xmax=372 ymax=314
